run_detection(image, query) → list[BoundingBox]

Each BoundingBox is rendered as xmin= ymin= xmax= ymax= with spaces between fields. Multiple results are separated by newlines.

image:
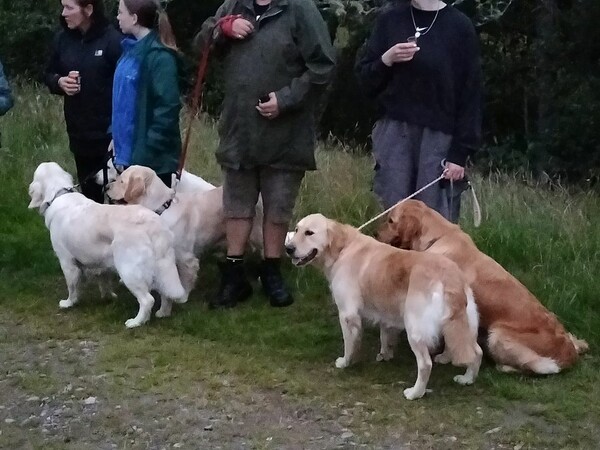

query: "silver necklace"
xmin=410 ymin=1 xmax=442 ymax=41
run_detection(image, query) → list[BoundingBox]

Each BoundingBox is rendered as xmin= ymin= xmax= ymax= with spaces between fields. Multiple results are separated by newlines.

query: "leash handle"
xmin=469 ymin=181 xmax=482 ymax=227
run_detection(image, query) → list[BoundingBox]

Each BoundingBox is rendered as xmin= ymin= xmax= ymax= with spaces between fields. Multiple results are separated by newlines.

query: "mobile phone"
xmin=259 ymin=95 xmax=270 ymax=104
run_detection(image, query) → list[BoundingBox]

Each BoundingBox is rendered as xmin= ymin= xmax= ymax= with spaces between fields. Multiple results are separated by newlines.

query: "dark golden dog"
xmin=377 ymin=200 xmax=588 ymax=374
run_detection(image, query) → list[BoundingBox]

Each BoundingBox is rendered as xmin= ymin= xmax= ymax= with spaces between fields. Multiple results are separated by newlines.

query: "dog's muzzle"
xmin=288 ymin=247 xmax=318 ymax=267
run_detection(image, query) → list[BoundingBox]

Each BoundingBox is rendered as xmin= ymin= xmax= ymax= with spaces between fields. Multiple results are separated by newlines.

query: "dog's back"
xmin=379 ymin=200 xmax=587 ymax=372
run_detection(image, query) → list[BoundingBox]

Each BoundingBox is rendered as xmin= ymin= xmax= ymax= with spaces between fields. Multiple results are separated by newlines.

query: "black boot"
xmin=210 ymin=258 xmax=252 ymax=309
xmin=259 ymin=258 xmax=294 ymax=307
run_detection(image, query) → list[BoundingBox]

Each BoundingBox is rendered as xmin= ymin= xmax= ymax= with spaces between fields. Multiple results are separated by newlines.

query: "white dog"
xmin=95 ymin=157 xmax=215 ymax=193
xmin=286 ymin=214 xmax=482 ymax=400
xmin=28 ymin=162 xmax=186 ymax=328
xmin=105 ymin=165 xmax=263 ymax=300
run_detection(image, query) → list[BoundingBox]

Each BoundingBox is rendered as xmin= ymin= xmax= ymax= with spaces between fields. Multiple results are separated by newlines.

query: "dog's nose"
xmin=285 ymin=244 xmax=295 ymax=256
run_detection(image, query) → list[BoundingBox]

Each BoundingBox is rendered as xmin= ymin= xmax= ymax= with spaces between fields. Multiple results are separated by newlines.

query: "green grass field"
xmin=1 ymin=85 xmax=599 ymax=448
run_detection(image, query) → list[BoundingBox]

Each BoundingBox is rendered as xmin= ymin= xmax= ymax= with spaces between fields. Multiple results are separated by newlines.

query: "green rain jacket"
xmin=198 ymin=0 xmax=336 ymax=171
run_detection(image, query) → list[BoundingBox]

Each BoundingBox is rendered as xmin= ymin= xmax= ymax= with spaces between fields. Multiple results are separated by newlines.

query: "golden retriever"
xmin=376 ymin=200 xmax=589 ymax=374
xmin=28 ymin=162 xmax=185 ymax=328
xmin=286 ymin=214 xmax=482 ymax=400
xmin=95 ymin=157 xmax=216 ymax=193
xmin=105 ymin=165 xmax=263 ymax=300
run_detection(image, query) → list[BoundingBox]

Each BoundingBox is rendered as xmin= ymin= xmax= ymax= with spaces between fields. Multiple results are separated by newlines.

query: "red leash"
xmin=177 ymin=39 xmax=212 ymax=179
xmin=177 ymin=15 xmax=241 ymax=179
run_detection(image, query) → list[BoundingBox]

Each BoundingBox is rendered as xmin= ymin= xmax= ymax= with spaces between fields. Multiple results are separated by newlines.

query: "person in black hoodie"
xmin=45 ymin=0 xmax=122 ymax=203
xmin=355 ymin=0 xmax=482 ymax=222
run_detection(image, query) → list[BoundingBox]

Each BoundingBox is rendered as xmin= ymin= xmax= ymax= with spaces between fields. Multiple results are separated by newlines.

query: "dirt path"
xmin=0 ymin=319 xmax=402 ymax=449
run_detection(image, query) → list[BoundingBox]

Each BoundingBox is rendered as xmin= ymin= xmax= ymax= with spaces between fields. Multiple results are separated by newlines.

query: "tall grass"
xmin=1 ymin=85 xmax=599 ymax=448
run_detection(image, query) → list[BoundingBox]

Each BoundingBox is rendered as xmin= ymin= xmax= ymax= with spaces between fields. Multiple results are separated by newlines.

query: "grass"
xmin=1 ymin=84 xmax=600 ymax=448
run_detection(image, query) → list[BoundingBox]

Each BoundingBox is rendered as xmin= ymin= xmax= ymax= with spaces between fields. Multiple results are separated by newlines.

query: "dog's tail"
xmin=154 ymin=232 xmax=185 ymax=302
xmin=442 ymin=287 xmax=482 ymax=367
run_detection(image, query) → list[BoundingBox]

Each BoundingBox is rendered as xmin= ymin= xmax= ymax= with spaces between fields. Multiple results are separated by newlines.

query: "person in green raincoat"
xmin=196 ymin=0 xmax=336 ymax=309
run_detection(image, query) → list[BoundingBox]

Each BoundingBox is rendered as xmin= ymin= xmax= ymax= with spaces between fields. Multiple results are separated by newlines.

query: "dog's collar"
xmin=422 ymin=237 xmax=439 ymax=251
xmin=154 ymin=198 xmax=173 ymax=215
xmin=39 ymin=186 xmax=78 ymax=215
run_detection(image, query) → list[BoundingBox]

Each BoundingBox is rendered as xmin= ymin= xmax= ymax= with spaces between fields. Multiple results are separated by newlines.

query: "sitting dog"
xmin=28 ymin=162 xmax=186 ymax=328
xmin=105 ymin=165 xmax=263 ymax=300
xmin=95 ymin=157 xmax=215 ymax=193
xmin=286 ymin=214 xmax=482 ymax=400
xmin=376 ymin=200 xmax=589 ymax=374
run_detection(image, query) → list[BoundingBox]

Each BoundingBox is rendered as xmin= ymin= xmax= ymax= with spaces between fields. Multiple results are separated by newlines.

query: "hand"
xmin=231 ymin=18 xmax=254 ymax=39
xmin=58 ymin=76 xmax=80 ymax=96
xmin=381 ymin=42 xmax=420 ymax=66
xmin=255 ymin=92 xmax=280 ymax=120
xmin=443 ymin=162 xmax=465 ymax=181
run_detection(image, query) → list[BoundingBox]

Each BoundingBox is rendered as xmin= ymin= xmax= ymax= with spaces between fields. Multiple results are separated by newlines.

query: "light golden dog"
xmin=376 ymin=200 xmax=589 ymax=374
xmin=105 ymin=166 xmax=263 ymax=301
xmin=286 ymin=214 xmax=482 ymax=400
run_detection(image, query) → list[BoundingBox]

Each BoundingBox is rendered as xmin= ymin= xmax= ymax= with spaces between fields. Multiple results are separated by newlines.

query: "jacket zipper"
xmin=255 ymin=7 xmax=283 ymax=28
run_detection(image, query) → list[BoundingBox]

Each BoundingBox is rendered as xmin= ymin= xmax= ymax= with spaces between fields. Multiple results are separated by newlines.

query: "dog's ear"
xmin=124 ymin=174 xmax=146 ymax=203
xmin=391 ymin=213 xmax=422 ymax=250
xmin=28 ymin=181 xmax=44 ymax=209
xmin=327 ymin=220 xmax=347 ymax=257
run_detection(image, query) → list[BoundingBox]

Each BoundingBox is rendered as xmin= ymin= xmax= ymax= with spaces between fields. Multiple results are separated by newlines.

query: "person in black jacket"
xmin=45 ymin=0 xmax=122 ymax=203
xmin=355 ymin=0 xmax=482 ymax=222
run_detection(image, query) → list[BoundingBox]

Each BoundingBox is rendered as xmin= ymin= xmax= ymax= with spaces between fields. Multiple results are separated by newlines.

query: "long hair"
xmin=123 ymin=0 xmax=178 ymax=51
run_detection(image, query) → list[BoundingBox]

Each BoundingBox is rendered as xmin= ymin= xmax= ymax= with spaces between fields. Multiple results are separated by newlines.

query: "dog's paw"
xmin=155 ymin=309 xmax=171 ymax=318
xmin=453 ymin=374 xmax=474 ymax=386
xmin=434 ymin=352 xmax=452 ymax=364
xmin=496 ymin=364 xmax=519 ymax=373
xmin=59 ymin=299 xmax=75 ymax=309
xmin=125 ymin=318 xmax=143 ymax=328
xmin=376 ymin=351 xmax=393 ymax=362
xmin=173 ymin=295 xmax=189 ymax=305
xmin=335 ymin=357 xmax=349 ymax=369
xmin=403 ymin=386 xmax=426 ymax=400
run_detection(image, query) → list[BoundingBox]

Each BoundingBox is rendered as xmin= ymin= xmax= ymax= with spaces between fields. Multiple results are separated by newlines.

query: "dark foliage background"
xmin=1 ymin=0 xmax=598 ymax=183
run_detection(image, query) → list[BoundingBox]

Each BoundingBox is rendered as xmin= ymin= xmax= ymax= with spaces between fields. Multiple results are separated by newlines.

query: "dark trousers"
xmin=371 ymin=119 xmax=465 ymax=223
xmin=69 ymin=137 xmax=111 ymax=204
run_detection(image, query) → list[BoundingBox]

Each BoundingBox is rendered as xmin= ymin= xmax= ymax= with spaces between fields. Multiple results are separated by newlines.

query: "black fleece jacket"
xmin=356 ymin=3 xmax=482 ymax=166
xmin=44 ymin=16 xmax=122 ymax=143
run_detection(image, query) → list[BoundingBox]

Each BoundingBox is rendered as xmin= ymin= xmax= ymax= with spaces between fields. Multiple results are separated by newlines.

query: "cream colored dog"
xmin=105 ymin=165 xmax=263 ymax=300
xmin=28 ymin=162 xmax=186 ymax=328
xmin=286 ymin=214 xmax=482 ymax=400
xmin=95 ymin=157 xmax=215 ymax=193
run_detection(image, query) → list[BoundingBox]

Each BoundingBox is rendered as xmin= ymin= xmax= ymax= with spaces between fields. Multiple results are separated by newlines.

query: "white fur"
xmin=29 ymin=162 xmax=185 ymax=328
xmin=465 ymin=287 xmax=479 ymax=336
xmin=105 ymin=166 xmax=263 ymax=300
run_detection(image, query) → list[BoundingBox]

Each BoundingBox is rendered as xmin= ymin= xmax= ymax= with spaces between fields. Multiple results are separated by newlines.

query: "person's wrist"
xmin=381 ymin=54 xmax=392 ymax=67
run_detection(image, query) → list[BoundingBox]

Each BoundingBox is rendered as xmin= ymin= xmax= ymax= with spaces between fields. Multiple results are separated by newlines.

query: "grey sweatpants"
xmin=371 ymin=118 xmax=464 ymax=223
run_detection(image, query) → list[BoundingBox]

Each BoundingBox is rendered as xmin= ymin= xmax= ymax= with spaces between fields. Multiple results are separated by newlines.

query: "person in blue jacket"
xmin=111 ymin=0 xmax=181 ymax=188
xmin=0 ymin=58 xmax=14 ymax=148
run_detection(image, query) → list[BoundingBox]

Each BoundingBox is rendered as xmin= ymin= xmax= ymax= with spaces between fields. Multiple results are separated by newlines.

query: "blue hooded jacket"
xmin=0 ymin=60 xmax=14 ymax=116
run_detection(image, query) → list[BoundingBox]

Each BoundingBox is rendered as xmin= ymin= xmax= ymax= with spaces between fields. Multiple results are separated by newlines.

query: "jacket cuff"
xmin=50 ymin=74 xmax=64 ymax=95
xmin=446 ymin=143 xmax=469 ymax=167
xmin=375 ymin=57 xmax=392 ymax=75
xmin=274 ymin=88 xmax=292 ymax=114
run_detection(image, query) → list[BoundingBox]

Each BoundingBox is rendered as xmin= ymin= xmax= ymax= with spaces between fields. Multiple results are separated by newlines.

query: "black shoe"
xmin=210 ymin=261 xmax=252 ymax=309
xmin=259 ymin=260 xmax=294 ymax=308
